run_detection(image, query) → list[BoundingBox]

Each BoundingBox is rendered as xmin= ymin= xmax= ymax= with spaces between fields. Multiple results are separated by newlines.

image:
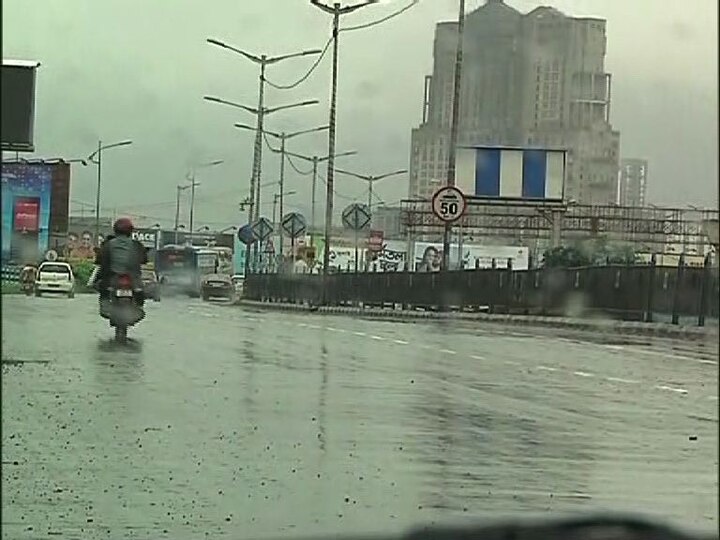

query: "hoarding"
xmin=456 ymin=146 xmax=565 ymax=201
xmin=1 ymin=60 xmax=40 ymax=152
xmin=1 ymin=163 xmax=52 ymax=262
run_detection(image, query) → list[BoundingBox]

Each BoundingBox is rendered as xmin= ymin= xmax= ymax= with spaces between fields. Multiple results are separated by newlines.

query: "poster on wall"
xmin=1 ymin=163 xmax=52 ymax=262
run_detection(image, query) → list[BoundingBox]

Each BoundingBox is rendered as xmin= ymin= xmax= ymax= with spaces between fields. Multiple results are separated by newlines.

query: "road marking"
xmin=655 ymin=385 xmax=689 ymax=395
xmin=536 ymin=365 xmax=558 ymax=372
xmin=439 ymin=349 xmax=457 ymax=355
xmin=708 ymin=396 xmax=718 ymax=401
xmin=393 ymin=339 xmax=409 ymax=345
xmin=298 ymin=323 xmax=307 ymax=327
xmin=604 ymin=345 xmax=625 ymax=351
xmin=470 ymin=355 xmax=485 ymax=361
xmin=504 ymin=360 xmax=520 ymax=366
xmin=574 ymin=371 xmax=594 ymax=378
xmin=370 ymin=335 xmax=385 ymax=341
xmin=698 ymin=359 xmax=718 ymax=365
xmin=309 ymin=324 xmax=321 ymax=329
xmin=605 ymin=376 xmax=639 ymax=384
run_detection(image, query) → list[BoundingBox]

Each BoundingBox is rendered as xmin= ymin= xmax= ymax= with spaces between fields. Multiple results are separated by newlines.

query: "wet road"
xmin=2 ymin=294 xmax=718 ymax=539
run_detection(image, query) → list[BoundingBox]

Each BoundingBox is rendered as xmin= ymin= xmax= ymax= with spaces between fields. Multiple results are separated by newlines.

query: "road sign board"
xmin=237 ymin=224 xmax=257 ymax=245
xmin=342 ymin=203 xmax=371 ymax=231
xmin=431 ymin=185 xmax=467 ymax=223
xmin=251 ymin=217 xmax=274 ymax=242
xmin=281 ymin=212 xmax=307 ymax=239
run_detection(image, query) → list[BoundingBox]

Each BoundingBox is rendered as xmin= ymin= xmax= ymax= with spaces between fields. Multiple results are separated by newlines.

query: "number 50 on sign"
xmin=431 ymin=186 xmax=467 ymax=223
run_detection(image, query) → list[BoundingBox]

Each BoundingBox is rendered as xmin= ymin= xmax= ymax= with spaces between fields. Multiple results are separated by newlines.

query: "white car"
xmin=35 ymin=261 xmax=75 ymax=298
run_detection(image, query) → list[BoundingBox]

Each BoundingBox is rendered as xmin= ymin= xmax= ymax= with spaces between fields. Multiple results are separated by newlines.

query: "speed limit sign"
xmin=431 ymin=185 xmax=467 ymax=223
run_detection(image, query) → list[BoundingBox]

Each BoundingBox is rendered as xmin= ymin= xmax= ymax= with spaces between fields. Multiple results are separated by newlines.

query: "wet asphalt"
xmin=1 ymin=293 xmax=718 ymax=539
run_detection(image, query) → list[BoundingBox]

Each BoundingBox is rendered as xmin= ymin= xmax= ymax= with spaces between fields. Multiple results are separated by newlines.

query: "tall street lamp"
xmin=87 ymin=139 xmax=132 ymax=239
xmin=204 ymin=95 xmax=319 ymax=223
xmin=187 ymin=159 xmax=224 ymax=238
xmin=235 ymin=123 xmax=328 ymax=257
xmin=273 ymin=190 xmax=298 ymax=226
xmin=310 ymin=0 xmax=379 ymax=276
xmin=335 ymin=168 xmax=407 ymax=213
xmin=283 ymin=150 xmax=357 ymax=243
xmin=206 ymin=39 xmax=322 ymax=223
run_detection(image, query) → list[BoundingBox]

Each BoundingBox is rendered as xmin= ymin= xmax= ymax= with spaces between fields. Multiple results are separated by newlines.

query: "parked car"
xmin=35 ymin=261 xmax=75 ymax=298
xmin=201 ymin=273 xmax=234 ymax=301
xmin=141 ymin=267 xmax=161 ymax=301
xmin=231 ymin=275 xmax=244 ymax=296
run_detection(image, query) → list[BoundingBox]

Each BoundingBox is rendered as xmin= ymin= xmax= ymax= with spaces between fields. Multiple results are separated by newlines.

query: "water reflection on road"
xmin=2 ymin=295 xmax=717 ymax=539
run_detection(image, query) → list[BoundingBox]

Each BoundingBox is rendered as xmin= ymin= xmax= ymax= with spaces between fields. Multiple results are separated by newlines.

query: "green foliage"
xmin=71 ymin=260 xmax=96 ymax=288
xmin=542 ymin=237 xmax=638 ymax=268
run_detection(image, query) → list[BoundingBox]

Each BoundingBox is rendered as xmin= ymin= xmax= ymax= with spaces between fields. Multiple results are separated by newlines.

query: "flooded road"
xmin=2 ymin=294 xmax=717 ymax=539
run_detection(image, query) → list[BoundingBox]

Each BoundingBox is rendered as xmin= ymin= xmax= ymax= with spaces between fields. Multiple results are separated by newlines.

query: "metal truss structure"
xmin=400 ymin=198 xmax=719 ymax=254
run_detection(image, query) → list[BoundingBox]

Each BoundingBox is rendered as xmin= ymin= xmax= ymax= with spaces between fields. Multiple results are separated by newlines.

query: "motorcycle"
xmin=104 ymin=273 xmax=145 ymax=344
xmin=20 ymin=278 xmax=35 ymax=296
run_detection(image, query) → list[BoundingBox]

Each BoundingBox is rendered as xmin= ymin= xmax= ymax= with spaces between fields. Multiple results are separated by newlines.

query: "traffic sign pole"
xmin=431 ymin=186 xmax=467 ymax=271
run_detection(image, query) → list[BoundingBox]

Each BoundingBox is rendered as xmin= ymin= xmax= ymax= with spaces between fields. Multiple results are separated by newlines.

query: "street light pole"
xmin=87 ymin=139 xmax=133 ymax=240
xmin=95 ymin=140 xmax=102 ymax=239
xmin=442 ymin=0 xmax=466 ymax=272
xmin=311 ymin=0 xmax=378 ymax=277
xmin=186 ymin=160 xmax=224 ymax=244
xmin=335 ymin=168 xmax=408 ymax=214
xmin=206 ymin=40 xmax=322 ymax=223
xmin=236 ymin=123 xmax=329 ymax=257
xmin=283 ymin=149 xmax=357 ymax=246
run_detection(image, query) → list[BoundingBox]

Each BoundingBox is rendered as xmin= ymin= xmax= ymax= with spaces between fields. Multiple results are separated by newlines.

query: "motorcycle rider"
xmin=94 ymin=218 xmax=147 ymax=316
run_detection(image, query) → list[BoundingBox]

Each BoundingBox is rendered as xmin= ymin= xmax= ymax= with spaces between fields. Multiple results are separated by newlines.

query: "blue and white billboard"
xmin=456 ymin=146 xmax=565 ymax=200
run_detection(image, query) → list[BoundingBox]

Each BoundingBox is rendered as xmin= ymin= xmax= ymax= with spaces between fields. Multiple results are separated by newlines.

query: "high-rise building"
xmin=409 ymin=0 xmax=620 ymax=205
xmin=618 ymin=158 xmax=648 ymax=207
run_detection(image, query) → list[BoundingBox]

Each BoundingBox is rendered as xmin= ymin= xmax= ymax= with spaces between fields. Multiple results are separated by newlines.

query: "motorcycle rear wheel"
xmin=114 ymin=325 xmax=128 ymax=344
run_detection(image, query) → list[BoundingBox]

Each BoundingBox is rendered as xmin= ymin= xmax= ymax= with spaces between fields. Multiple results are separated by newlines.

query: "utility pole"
xmin=442 ymin=0 xmax=466 ymax=272
xmin=278 ymin=134 xmax=287 ymax=257
xmin=311 ymin=0 xmax=378 ymax=277
xmin=174 ymin=184 xmax=191 ymax=243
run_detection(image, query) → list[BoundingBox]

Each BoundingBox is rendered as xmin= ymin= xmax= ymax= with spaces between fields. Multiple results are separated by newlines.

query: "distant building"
xmin=618 ymin=158 xmax=648 ymax=207
xmin=371 ymin=205 xmax=404 ymax=239
xmin=410 ymin=0 xmax=620 ymax=205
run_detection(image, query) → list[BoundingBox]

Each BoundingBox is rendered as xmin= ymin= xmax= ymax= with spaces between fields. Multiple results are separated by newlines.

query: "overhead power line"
xmin=264 ymin=37 xmax=333 ymax=90
xmin=342 ymin=0 xmax=419 ymax=32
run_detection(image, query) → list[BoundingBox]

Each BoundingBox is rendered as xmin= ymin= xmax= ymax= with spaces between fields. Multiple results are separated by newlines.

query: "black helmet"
xmin=113 ymin=217 xmax=134 ymax=236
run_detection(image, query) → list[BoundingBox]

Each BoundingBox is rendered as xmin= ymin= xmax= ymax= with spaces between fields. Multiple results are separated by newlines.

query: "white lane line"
xmin=708 ymin=396 xmax=718 ymax=401
xmin=439 ymin=349 xmax=457 ymax=355
xmin=325 ymin=327 xmax=345 ymax=333
xmin=574 ymin=371 xmax=594 ymax=378
xmin=298 ymin=323 xmax=307 ymax=327
xmin=308 ymin=324 xmax=321 ymax=329
xmin=536 ymin=365 xmax=558 ymax=372
xmin=504 ymin=360 xmax=520 ymax=366
xmin=698 ymin=359 xmax=718 ymax=365
xmin=370 ymin=335 xmax=385 ymax=341
xmin=393 ymin=339 xmax=409 ymax=345
xmin=655 ymin=385 xmax=689 ymax=395
xmin=471 ymin=355 xmax=485 ymax=361
xmin=605 ymin=376 xmax=640 ymax=384
xmin=353 ymin=331 xmax=367 ymax=337
xmin=604 ymin=345 xmax=625 ymax=351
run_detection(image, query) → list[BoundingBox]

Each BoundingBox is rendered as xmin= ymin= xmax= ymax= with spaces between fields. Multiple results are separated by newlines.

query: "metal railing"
xmin=245 ymin=258 xmax=719 ymax=327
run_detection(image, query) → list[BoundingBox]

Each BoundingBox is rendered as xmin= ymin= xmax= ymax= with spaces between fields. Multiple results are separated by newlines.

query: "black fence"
xmin=245 ymin=260 xmax=719 ymax=326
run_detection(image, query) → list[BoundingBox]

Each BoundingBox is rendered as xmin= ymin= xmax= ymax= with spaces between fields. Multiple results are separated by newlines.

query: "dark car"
xmin=141 ymin=267 xmax=161 ymax=301
xmin=201 ymin=273 xmax=234 ymax=301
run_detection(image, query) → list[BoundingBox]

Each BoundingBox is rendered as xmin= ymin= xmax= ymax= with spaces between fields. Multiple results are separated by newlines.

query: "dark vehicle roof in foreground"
xmin=271 ymin=515 xmax=714 ymax=540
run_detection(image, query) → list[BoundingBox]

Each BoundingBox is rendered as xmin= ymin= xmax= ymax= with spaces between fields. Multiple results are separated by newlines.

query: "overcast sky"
xmin=3 ymin=0 xmax=717 ymax=228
